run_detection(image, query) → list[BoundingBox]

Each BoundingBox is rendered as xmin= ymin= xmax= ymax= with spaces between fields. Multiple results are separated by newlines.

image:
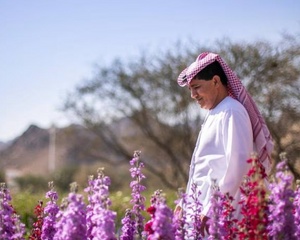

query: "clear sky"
xmin=0 ymin=0 xmax=299 ymax=142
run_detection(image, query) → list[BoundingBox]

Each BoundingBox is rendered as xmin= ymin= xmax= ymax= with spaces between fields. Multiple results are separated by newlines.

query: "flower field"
xmin=1 ymin=151 xmax=300 ymax=240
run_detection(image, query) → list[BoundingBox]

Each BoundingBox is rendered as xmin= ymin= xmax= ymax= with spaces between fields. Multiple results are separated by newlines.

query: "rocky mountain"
xmin=0 ymin=140 xmax=11 ymax=151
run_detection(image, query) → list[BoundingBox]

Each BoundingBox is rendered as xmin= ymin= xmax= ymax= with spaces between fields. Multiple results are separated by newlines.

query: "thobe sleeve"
xmin=219 ymin=108 xmax=253 ymax=197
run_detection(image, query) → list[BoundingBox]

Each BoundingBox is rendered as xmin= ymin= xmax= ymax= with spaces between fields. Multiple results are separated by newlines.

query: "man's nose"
xmin=191 ymin=89 xmax=197 ymax=99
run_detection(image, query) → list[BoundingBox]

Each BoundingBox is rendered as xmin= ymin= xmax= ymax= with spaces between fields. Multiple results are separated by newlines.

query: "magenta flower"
xmin=219 ymin=193 xmax=238 ymax=240
xmin=147 ymin=194 xmax=174 ymax=240
xmin=143 ymin=190 xmax=161 ymax=238
xmin=29 ymin=200 xmax=44 ymax=240
xmin=238 ymin=157 xmax=268 ymax=239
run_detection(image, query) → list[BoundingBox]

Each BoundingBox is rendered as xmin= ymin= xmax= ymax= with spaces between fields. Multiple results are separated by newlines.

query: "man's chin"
xmin=195 ymin=100 xmax=208 ymax=109
xmin=198 ymin=104 xmax=209 ymax=110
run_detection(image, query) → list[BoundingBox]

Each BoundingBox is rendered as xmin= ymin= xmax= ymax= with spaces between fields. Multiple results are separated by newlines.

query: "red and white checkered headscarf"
xmin=178 ymin=52 xmax=273 ymax=173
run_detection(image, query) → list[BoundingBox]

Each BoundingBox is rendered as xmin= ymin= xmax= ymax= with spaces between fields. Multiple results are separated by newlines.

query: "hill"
xmin=0 ymin=124 xmax=103 ymax=176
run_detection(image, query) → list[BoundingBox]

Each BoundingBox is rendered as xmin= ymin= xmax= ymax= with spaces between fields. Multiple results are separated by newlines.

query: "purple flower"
xmin=293 ymin=180 xmax=300 ymax=238
xmin=173 ymin=189 xmax=188 ymax=240
xmin=53 ymin=183 xmax=87 ymax=240
xmin=45 ymin=190 xmax=58 ymax=202
xmin=120 ymin=209 xmax=135 ymax=240
xmin=90 ymin=208 xmax=116 ymax=240
xmin=208 ymin=180 xmax=227 ymax=240
xmin=0 ymin=183 xmax=25 ymax=240
xmin=11 ymin=216 xmax=26 ymax=240
xmin=42 ymin=182 xmax=59 ymax=240
xmin=84 ymin=175 xmax=95 ymax=238
xmin=127 ymin=151 xmax=146 ymax=238
xmin=267 ymin=154 xmax=297 ymax=239
xmin=85 ymin=168 xmax=117 ymax=240
xmin=187 ymin=183 xmax=203 ymax=240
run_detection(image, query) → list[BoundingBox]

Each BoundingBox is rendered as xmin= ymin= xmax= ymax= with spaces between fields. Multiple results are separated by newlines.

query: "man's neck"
xmin=210 ymin=89 xmax=228 ymax=110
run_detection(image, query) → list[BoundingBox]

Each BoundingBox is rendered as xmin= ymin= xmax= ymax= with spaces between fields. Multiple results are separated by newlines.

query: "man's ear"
xmin=213 ymin=75 xmax=221 ymax=86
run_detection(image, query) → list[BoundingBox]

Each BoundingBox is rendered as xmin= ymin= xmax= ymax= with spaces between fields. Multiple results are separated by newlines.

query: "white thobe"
xmin=185 ymin=96 xmax=253 ymax=229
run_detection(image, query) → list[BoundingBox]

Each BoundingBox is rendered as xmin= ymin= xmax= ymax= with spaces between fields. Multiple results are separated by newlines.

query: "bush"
xmin=0 ymin=170 xmax=5 ymax=182
xmin=51 ymin=166 xmax=78 ymax=192
xmin=11 ymin=191 xmax=43 ymax=231
xmin=14 ymin=175 xmax=49 ymax=193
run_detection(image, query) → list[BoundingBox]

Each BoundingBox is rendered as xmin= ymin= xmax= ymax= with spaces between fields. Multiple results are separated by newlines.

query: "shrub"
xmin=14 ymin=175 xmax=48 ymax=193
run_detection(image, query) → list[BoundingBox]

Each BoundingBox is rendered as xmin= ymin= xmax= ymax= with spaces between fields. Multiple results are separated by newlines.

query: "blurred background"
xmin=0 ymin=0 xmax=300 ymax=195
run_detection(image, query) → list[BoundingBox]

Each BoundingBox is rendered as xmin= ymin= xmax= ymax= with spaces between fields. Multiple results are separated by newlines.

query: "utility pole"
xmin=49 ymin=124 xmax=56 ymax=173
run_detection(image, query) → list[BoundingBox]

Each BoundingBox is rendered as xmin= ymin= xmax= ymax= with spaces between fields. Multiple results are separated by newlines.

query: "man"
xmin=176 ymin=52 xmax=273 ymax=238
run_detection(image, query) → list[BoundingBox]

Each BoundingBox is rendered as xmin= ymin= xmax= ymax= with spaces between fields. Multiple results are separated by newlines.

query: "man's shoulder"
xmin=213 ymin=97 xmax=251 ymax=127
xmin=217 ymin=97 xmax=246 ymax=113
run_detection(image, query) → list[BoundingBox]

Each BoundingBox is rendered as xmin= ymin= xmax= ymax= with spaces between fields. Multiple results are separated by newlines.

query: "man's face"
xmin=188 ymin=78 xmax=218 ymax=110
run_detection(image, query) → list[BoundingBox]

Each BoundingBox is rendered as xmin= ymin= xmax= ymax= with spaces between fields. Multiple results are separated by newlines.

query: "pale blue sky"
xmin=0 ymin=0 xmax=299 ymax=142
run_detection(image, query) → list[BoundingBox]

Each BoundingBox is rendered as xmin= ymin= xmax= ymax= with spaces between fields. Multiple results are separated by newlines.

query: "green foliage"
xmin=11 ymin=191 xmax=44 ymax=233
xmin=14 ymin=175 xmax=49 ymax=193
xmin=51 ymin=166 xmax=78 ymax=192
xmin=110 ymin=190 xmax=132 ymax=231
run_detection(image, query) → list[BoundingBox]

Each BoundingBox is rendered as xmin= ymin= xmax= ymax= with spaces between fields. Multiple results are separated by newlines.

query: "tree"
xmin=216 ymin=34 xmax=300 ymax=177
xmin=64 ymin=44 xmax=204 ymax=189
xmin=63 ymin=33 xmax=300 ymax=189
